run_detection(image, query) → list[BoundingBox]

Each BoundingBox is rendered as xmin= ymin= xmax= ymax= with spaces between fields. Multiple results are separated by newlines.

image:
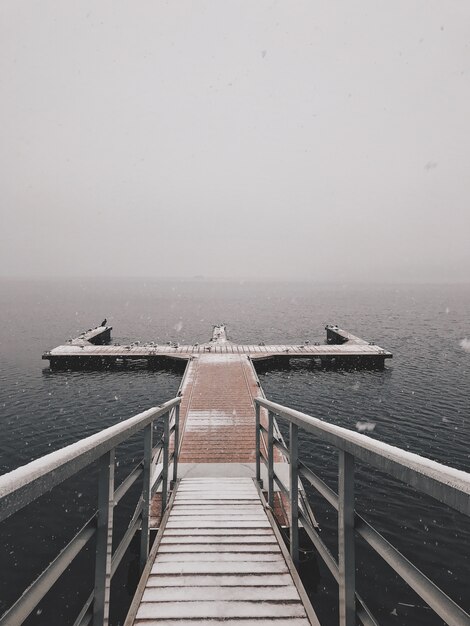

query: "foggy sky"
xmin=1 ymin=1 xmax=469 ymax=282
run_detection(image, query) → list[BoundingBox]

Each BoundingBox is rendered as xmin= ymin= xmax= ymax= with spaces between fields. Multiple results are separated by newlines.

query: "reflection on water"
xmin=0 ymin=279 xmax=469 ymax=625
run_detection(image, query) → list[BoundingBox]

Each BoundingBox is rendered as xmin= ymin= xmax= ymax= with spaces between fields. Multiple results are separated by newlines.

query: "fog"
xmin=1 ymin=1 xmax=469 ymax=282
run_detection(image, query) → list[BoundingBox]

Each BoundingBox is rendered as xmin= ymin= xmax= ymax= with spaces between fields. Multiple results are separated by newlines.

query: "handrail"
xmin=0 ymin=396 xmax=181 ymax=626
xmin=0 ymin=397 xmax=180 ymax=524
xmin=254 ymin=396 xmax=470 ymax=626
xmin=256 ymin=397 xmax=470 ymax=515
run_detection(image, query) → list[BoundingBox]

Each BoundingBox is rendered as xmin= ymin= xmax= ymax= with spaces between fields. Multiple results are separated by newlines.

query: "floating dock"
xmin=42 ymin=323 xmax=392 ymax=370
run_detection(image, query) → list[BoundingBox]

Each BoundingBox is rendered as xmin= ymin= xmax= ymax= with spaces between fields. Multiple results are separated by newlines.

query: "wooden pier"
xmin=3 ymin=323 xmax=470 ymax=626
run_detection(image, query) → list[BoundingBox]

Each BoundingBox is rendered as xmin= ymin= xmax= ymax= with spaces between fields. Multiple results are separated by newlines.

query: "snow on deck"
xmin=132 ymin=477 xmax=318 ymax=626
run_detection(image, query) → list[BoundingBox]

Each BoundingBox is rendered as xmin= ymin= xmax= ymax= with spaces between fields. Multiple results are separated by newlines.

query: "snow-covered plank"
xmin=145 ymin=573 xmax=294 ymax=587
xmin=142 ymin=585 xmax=300 ymax=602
xmin=135 ymin=618 xmax=311 ymax=626
xmin=160 ymin=535 xmax=277 ymax=544
xmin=175 ymin=495 xmax=259 ymax=501
xmin=150 ymin=561 xmax=288 ymax=575
xmin=165 ymin=520 xmax=271 ymax=528
xmin=168 ymin=513 xmax=267 ymax=521
xmin=158 ymin=543 xmax=279 ymax=553
xmin=173 ymin=499 xmax=260 ymax=505
xmin=163 ymin=528 xmax=274 ymax=536
xmin=171 ymin=505 xmax=262 ymax=512
xmin=136 ymin=600 xmax=305 ymax=619
xmin=155 ymin=552 xmax=285 ymax=563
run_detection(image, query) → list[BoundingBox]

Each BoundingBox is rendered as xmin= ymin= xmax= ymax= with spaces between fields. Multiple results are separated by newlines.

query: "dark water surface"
xmin=0 ymin=279 xmax=469 ymax=625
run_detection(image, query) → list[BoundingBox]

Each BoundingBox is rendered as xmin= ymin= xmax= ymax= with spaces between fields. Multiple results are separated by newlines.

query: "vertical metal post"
xmin=289 ymin=422 xmax=299 ymax=568
xmin=161 ymin=411 xmax=170 ymax=516
xmin=140 ymin=422 xmax=153 ymax=571
xmin=172 ymin=403 xmax=180 ymax=485
xmin=255 ymin=403 xmax=261 ymax=485
xmin=338 ymin=450 xmax=355 ymax=626
xmin=267 ymin=411 xmax=274 ymax=509
xmin=93 ymin=450 xmax=115 ymax=626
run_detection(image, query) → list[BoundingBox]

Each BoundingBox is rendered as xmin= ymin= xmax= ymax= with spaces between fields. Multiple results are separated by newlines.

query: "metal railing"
xmin=0 ymin=396 xmax=181 ymax=626
xmin=254 ymin=397 xmax=470 ymax=626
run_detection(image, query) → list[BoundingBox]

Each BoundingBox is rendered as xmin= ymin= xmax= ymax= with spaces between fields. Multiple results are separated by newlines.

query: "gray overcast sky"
xmin=1 ymin=1 xmax=469 ymax=282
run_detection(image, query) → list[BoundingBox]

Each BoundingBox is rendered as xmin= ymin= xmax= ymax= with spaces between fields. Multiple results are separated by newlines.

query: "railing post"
xmin=140 ymin=422 xmax=153 ymax=571
xmin=172 ymin=403 xmax=180 ymax=485
xmin=338 ymin=450 xmax=355 ymax=626
xmin=161 ymin=411 xmax=170 ymax=515
xmin=255 ymin=402 xmax=261 ymax=486
xmin=267 ymin=411 xmax=274 ymax=509
xmin=93 ymin=449 xmax=115 ymax=626
xmin=289 ymin=422 xmax=299 ymax=568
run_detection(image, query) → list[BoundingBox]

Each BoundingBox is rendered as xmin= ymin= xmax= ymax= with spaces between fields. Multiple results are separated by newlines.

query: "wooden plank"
xmin=170 ymin=508 xmax=265 ymax=515
xmin=149 ymin=561 xmax=288 ymax=574
xmin=165 ymin=520 xmax=271 ymax=529
xmin=135 ymin=618 xmax=311 ymax=626
xmin=136 ymin=600 xmax=305 ymax=619
xmin=161 ymin=532 xmax=277 ymax=547
xmin=154 ymin=553 xmax=285 ymax=563
xmin=158 ymin=543 xmax=279 ymax=553
xmin=145 ymin=573 xmax=294 ymax=587
xmin=168 ymin=515 xmax=268 ymax=522
xmin=141 ymin=585 xmax=300 ymax=602
xmin=163 ymin=528 xmax=274 ymax=536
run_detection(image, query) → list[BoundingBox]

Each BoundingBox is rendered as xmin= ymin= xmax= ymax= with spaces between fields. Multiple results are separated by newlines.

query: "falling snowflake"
xmin=459 ymin=338 xmax=470 ymax=353
xmin=355 ymin=421 xmax=376 ymax=433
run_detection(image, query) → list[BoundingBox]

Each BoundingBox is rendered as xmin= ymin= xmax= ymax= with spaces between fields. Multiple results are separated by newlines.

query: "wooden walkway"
xmin=129 ymin=477 xmax=319 ymax=626
xmin=178 ymin=353 xmax=278 ymax=464
xmin=148 ymin=352 xmax=290 ymax=528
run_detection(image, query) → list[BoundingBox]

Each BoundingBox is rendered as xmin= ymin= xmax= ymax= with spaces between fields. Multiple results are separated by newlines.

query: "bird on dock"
xmin=101 ymin=318 xmax=107 ymax=327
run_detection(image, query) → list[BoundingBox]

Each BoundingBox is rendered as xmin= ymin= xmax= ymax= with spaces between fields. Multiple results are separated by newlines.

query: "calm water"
xmin=0 ymin=279 xmax=469 ymax=625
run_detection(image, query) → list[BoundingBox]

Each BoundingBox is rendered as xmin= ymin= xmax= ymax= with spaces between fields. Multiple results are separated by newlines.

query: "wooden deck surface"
xmin=130 ymin=478 xmax=318 ymax=626
xmin=45 ymin=342 xmax=390 ymax=357
xmin=177 ymin=354 xmax=283 ymax=464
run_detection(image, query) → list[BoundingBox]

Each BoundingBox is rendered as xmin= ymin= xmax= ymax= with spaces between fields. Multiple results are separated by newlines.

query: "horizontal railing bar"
xmin=0 ymin=398 xmax=180 ymax=523
xmin=355 ymin=515 xmax=470 ymax=626
xmin=298 ymin=508 xmax=339 ymax=582
xmin=114 ymin=465 xmax=143 ymax=506
xmin=0 ymin=517 xmax=95 ymax=626
xmin=298 ymin=460 xmax=468 ymax=625
xmin=111 ymin=504 xmax=143 ymax=577
xmin=151 ymin=467 xmax=164 ymax=496
xmin=356 ymin=593 xmax=380 ymax=626
xmin=273 ymin=472 xmax=289 ymax=497
xmin=298 ymin=462 xmax=339 ymax=510
xmin=72 ymin=593 xmax=93 ymax=626
xmin=255 ymin=398 xmax=470 ymax=516
xmin=273 ymin=437 xmax=290 ymax=459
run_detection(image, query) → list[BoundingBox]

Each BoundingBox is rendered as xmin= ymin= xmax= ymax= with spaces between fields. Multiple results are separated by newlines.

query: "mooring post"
xmin=289 ymin=422 xmax=299 ymax=568
xmin=93 ymin=450 xmax=115 ymax=626
xmin=338 ymin=450 xmax=355 ymax=626
xmin=140 ymin=422 xmax=153 ymax=571
xmin=255 ymin=403 xmax=261 ymax=486
xmin=267 ymin=411 xmax=274 ymax=509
